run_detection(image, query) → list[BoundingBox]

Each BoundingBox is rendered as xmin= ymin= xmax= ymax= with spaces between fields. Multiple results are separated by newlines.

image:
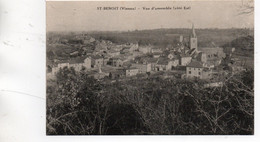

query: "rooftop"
xmin=157 ymin=57 xmax=169 ymax=65
xmin=57 ymin=56 xmax=90 ymax=64
xmin=187 ymin=60 xmax=204 ymax=68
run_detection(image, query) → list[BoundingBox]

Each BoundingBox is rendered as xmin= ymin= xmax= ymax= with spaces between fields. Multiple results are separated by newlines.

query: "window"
xmin=189 ymin=71 xmax=191 ymax=74
xmin=198 ymin=72 xmax=201 ymax=75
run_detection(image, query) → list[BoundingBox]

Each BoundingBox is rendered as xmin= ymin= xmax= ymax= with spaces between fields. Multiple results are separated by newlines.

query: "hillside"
xmin=222 ymin=35 xmax=254 ymax=57
xmin=88 ymin=28 xmax=253 ymax=47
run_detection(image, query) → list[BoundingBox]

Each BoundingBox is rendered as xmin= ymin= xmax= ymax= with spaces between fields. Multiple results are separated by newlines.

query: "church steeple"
xmin=190 ymin=23 xmax=198 ymax=50
xmin=191 ymin=23 xmax=196 ymax=38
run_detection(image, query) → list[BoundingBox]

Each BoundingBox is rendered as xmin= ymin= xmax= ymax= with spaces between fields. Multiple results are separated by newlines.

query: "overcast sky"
xmin=46 ymin=1 xmax=254 ymax=31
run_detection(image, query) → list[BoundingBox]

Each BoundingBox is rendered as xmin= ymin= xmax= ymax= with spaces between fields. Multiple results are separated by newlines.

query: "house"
xmin=131 ymin=63 xmax=152 ymax=74
xmin=186 ymin=60 xmax=212 ymax=79
xmin=109 ymin=57 xmax=124 ymax=67
xmin=179 ymin=54 xmax=192 ymax=66
xmin=198 ymin=47 xmax=225 ymax=66
xmin=136 ymin=57 xmax=158 ymax=71
xmin=108 ymin=49 xmax=120 ymax=57
xmin=91 ymin=55 xmax=104 ymax=68
xmin=155 ymin=57 xmax=171 ymax=71
xmin=51 ymin=57 xmax=91 ymax=74
xmin=169 ymin=59 xmax=179 ymax=68
xmin=126 ymin=67 xmax=139 ymax=77
xmin=198 ymin=47 xmax=225 ymax=59
xmin=196 ymin=52 xmax=207 ymax=63
xmin=68 ymin=57 xmax=92 ymax=72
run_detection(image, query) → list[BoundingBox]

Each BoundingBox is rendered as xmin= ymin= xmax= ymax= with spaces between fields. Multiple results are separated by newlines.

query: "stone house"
xmin=155 ymin=58 xmax=171 ymax=71
xmin=131 ymin=63 xmax=152 ymax=74
xmin=51 ymin=57 xmax=91 ymax=74
xmin=186 ymin=60 xmax=212 ymax=79
xmin=91 ymin=55 xmax=104 ymax=68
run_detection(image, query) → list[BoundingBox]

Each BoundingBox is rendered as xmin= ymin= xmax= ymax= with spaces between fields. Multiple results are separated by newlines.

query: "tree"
xmin=47 ymin=67 xmax=106 ymax=135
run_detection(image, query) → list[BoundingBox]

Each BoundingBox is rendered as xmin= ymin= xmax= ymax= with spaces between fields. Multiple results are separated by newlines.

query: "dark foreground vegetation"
xmin=47 ymin=67 xmax=254 ymax=135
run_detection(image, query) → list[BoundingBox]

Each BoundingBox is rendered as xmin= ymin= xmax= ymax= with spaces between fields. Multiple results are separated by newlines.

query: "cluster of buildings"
xmin=48 ymin=24 xmax=245 ymax=81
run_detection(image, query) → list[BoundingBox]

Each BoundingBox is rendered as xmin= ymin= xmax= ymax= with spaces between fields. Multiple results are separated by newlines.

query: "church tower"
xmin=190 ymin=23 xmax=198 ymax=51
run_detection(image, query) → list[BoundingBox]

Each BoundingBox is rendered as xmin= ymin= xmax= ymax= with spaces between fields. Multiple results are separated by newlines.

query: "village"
xmin=47 ymin=24 xmax=246 ymax=86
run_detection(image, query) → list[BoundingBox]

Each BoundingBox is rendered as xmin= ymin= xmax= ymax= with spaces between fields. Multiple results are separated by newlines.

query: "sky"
xmin=46 ymin=1 xmax=254 ymax=31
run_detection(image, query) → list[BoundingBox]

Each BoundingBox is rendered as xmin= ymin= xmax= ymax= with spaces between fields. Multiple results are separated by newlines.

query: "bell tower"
xmin=190 ymin=23 xmax=197 ymax=51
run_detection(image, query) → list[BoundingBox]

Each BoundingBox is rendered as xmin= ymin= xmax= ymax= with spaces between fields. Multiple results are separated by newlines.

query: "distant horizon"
xmin=47 ymin=27 xmax=254 ymax=33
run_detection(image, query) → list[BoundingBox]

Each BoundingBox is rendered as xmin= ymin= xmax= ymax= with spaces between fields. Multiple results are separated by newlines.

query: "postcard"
xmin=46 ymin=0 xmax=254 ymax=135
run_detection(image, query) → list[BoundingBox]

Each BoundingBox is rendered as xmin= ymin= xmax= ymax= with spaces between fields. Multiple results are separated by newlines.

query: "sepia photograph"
xmin=46 ymin=0 xmax=254 ymax=135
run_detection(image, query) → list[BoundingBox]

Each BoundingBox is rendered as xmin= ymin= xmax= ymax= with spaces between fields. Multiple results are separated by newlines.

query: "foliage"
xmin=47 ymin=68 xmax=254 ymax=135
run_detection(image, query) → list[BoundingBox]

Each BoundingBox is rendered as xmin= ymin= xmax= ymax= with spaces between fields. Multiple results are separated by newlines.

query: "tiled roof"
xmin=187 ymin=60 xmax=204 ymax=68
xmin=187 ymin=48 xmax=196 ymax=55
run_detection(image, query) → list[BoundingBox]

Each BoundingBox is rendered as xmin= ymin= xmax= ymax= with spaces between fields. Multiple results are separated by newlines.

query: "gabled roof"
xmin=187 ymin=48 xmax=196 ymax=55
xmin=187 ymin=60 xmax=204 ymax=68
